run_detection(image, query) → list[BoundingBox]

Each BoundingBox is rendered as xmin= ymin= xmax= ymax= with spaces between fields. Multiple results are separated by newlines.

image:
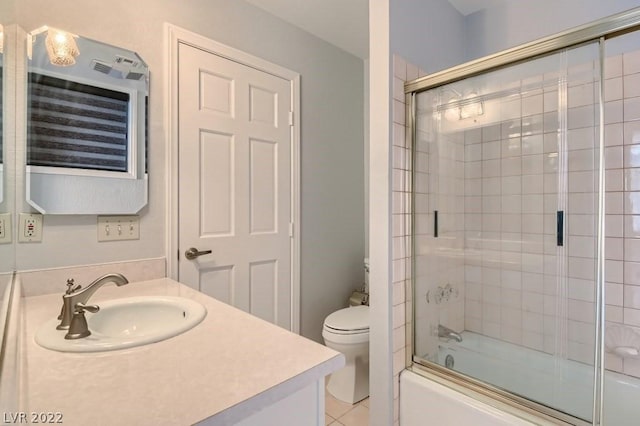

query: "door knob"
xmin=185 ymin=247 xmax=212 ymax=260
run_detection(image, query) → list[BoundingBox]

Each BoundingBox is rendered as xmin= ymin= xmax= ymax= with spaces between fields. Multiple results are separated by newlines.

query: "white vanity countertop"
xmin=21 ymin=278 xmax=344 ymax=425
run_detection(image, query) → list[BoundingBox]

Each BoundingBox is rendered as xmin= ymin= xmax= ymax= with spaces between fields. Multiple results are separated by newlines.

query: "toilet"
xmin=322 ymin=260 xmax=370 ymax=404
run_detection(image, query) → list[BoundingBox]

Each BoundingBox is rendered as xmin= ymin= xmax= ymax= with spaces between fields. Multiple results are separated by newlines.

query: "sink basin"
xmin=35 ymin=296 xmax=207 ymax=353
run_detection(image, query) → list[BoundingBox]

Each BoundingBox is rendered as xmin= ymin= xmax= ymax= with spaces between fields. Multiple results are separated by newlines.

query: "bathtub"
xmin=401 ymin=332 xmax=640 ymax=425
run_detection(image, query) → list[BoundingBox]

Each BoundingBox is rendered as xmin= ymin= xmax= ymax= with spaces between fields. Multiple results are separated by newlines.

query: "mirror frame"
xmin=24 ymin=26 xmax=149 ymax=215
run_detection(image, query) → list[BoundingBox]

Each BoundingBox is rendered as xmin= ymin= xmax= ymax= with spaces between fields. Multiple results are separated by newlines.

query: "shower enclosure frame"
xmin=405 ymin=7 xmax=640 ymax=425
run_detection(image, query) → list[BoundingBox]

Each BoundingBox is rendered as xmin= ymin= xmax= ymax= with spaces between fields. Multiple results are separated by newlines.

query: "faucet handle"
xmin=57 ymin=279 xmax=82 ymax=322
xmin=65 ymin=278 xmax=81 ymax=294
xmin=65 ymin=303 xmax=98 ymax=340
xmin=75 ymin=302 xmax=100 ymax=314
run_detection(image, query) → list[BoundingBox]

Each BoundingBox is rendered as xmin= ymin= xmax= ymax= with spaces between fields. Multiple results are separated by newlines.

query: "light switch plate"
xmin=98 ymin=215 xmax=140 ymax=241
xmin=18 ymin=213 xmax=43 ymax=243
xmin=0 ymin=213 xmax=12 ymax=244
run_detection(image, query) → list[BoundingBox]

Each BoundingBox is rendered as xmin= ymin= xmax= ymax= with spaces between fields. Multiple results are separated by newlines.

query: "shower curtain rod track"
xmin=404 ymin=6 xmax=640 ymax=94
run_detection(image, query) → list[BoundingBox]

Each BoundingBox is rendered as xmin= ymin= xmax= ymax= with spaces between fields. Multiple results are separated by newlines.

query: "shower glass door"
xmin=412 ymin=41 xmax=601 ymax=422
xmin=601 ymin=29 xmax=640 ymax=426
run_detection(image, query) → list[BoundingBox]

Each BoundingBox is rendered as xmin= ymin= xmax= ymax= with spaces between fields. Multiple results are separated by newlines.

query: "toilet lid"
xmin=324 ymin=306 xmax=369 ymax=332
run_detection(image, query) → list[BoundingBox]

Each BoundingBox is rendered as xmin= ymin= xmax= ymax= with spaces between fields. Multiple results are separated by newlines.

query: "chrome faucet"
xmin=57 ymin=273 xmax=129 ymax=335
xmin=438 ymin=324 xmax=463 ymax=342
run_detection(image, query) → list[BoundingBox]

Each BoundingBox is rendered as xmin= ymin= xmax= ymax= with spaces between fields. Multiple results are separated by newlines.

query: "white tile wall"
xmin=390 ymin=54 xmax=414 ymax=425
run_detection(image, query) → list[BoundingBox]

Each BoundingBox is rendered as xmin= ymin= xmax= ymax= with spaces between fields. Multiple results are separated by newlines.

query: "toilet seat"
xmin=323 ymin=327 xmax=369 ymax=344
xmin=324 ymin=327 xmax=369 ymax=336
xmin=323 ymin=306 xmax=369 ymax=334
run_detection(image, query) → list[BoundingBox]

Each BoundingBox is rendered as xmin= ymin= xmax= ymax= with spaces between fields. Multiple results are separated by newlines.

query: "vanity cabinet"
xmin=18 ymin=278 xmax=344 ymax=425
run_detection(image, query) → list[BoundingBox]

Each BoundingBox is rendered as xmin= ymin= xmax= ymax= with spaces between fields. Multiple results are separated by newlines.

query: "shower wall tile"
xmin=607 ymin=305 xmax=624 ymax=323
xmin=624 ymin=121 xmax=640 ymax=144
xmin=390 ymin=55 xmax=429 ymax=424
xmin=624 ymin=50 xmax=640 ymax=75
xmin=607 ymin=100 xmax=624 ymax=124
xmin=624 ymin=285 xmax=640 ymax=309
xmin=393 ymin=100 xmax=406 ymax=125
xmin=393 ymin=55 xmax=406 ymax=79
xmin=606 ymin=260 xmax=624 ymax=284
xmin=406 ymin=62 xmax=419 ymax=82
xmin=625 ymin=145 xmax=640 ymax=168
xmin=606 ymin=55 xmax=623 ymax=78
xmin=568 ymin=278 xmax=595 ymax=302
xmin=624 ymin=97 xmax=640 ymax=122
xmin=607 ymin=145 xmax=624 ymax=169
xmin=604 ymin=77 xmax=624 ymax=102
xmin=393 ymin=77 xmax=405 ymax=101
xmin=606 ymin=169 xmax=622 ymax=192
xmin=606 ymin=125 xmax=623 ymax=149
xmin=625 ymin=262 xmax=640 ymax=284
xmin=607 ymin=282 xmax=624 ymax=306
xmin=624 ymin=73 xmax=640 ymax=98
xmin=393 ymin=123 xmax=405 ymax=148
xmin=623 ymin=308 xmax=640 ymax=327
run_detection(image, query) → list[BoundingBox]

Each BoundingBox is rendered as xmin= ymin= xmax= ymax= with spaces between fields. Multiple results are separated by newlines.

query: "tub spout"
xmin=438 ymin=324 xmax=462 ymax=342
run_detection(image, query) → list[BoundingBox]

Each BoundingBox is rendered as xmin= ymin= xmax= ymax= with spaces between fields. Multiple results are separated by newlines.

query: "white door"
xmin=178 ymin=43 xmax=293 ymax=330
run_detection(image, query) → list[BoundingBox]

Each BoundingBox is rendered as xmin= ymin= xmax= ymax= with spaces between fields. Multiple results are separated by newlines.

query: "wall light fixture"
xmin=444 ymin=91 xmax=484 ymax=121
xmin=45 ymin=28 xmax=80 ymax=66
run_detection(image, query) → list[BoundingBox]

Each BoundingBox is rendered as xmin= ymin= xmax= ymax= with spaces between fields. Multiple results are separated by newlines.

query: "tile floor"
xmin=324 ymin=388 xmax=369 ymax=426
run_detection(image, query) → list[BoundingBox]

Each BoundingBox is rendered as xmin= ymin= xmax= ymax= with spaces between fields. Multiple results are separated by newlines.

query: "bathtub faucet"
xmin=438 ymin=324 xmax=463 ymax=342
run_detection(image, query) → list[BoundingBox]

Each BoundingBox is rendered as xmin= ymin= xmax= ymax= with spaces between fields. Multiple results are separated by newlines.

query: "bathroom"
xmin=2 ymin=0 xmax=640 ymax=425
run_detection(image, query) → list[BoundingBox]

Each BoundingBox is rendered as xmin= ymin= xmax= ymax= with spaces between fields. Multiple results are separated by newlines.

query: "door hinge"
xmin=289 ymin=222 xmax=294 ymax=238
xmin=288 ymin=111 xmax=294 ymax=126
xmin=177 ymin=249 xmax=180 ymax=261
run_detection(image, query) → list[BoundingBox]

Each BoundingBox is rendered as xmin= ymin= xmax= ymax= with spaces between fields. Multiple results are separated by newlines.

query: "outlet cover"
xmin=18 ymin=213 xmax=43 ymax=243
xmin=98 ymin=215 xmax=140 ymax=241
xmin=0 ymin=213 xmax=12 ymax=244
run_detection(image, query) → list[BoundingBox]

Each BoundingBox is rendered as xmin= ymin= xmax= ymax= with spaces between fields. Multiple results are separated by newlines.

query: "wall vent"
xmin=91 ymin=58 xmax=145 ymax=81
xmin=92 ymin=60 xmax=113 ymax=75
xmin=125 ymin=71 xmax=145 ymax=81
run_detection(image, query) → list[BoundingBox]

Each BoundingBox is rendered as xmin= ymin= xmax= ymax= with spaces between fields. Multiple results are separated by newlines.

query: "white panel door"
xmin=178 ymin=43 xmax=293 ymax=330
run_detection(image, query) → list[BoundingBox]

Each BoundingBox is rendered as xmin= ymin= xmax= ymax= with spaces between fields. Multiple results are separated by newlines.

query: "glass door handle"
xmin=185 ymin=247 xmax=212 ymax=260
xmin=557 ymin=211 xmax=564 ymax=247
xmin=434 ymin=210 xmax=438 ymax=238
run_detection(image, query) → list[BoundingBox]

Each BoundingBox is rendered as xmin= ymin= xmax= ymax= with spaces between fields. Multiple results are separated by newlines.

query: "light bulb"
xmin=45 ymin=29 xmax=79 ymax=66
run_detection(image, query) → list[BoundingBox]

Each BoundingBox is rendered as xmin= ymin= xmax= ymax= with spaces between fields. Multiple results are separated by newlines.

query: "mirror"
xmin=0 ymin=23 xmax=4 ymax=205
xmin=25 ymin=26 xmax=148 ymax=214
xmin=0 ymin=20 xmax=15 ymax=276
xmin=0 ymin=15 xmax=15 ymax=387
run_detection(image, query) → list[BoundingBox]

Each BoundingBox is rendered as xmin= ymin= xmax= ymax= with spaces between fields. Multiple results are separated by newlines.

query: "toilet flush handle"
xmin=185 ymin=247 xmax=212 ymax=260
